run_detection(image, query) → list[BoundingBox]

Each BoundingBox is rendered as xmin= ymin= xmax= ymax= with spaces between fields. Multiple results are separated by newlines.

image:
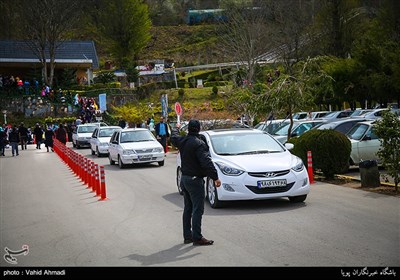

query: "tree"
xmin=217 ymin=1 xmax=274 ymax=84
xmin=96 ymin=0 xmax=151 ymax=68
xmin=18 ymin=0 xmax=82 ymax=87
xmin=374 ymin=111 xmax=400 ymax=191
xmin=266 ymin=57 xmax=332 ymax=142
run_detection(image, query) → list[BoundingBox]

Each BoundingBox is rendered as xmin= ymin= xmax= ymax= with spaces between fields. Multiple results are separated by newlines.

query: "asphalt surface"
xmin=0 ymin=144 xmax=399 ymax=267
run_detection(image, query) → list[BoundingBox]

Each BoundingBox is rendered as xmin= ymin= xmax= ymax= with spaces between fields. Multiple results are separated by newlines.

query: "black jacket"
xmin=171 ymin=128 xmax=218 ymax=180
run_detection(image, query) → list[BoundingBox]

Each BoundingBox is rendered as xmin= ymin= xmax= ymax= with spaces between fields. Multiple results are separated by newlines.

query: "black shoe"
xmin=193 ymin=237 xmax=214 ymax=246
xmin=184 ymin=238 xmax=193 ymax=244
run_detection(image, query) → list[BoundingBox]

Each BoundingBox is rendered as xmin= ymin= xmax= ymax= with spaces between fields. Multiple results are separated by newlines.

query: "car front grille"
xmin=245 ymin=182 xmax=295 ymax=194
xmin=248 ymin=170 xmax=290 ymax=178
xmin=135 ymin=149 xmax=154 ymax=154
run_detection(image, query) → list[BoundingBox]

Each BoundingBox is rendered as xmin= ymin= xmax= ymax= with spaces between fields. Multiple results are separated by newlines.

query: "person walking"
xmin=44 ymin=126 xmax=55 ymax=152
xmin=155 ymin=116 xmax=170 ymax=153
xmin=8 ymin=125 xmax=20 ymax=156
xmin=171 ymin=120 xmax=221 ymax=246
xmin=33 ymin=123 xmax=43 ymax=149
xmin=18 ymin=122 xmax=28 ymax=150
xmin=55 ymin=124 xmax=67 ymax=145
xmin=0 ymin=126 xmax=6 ymax=156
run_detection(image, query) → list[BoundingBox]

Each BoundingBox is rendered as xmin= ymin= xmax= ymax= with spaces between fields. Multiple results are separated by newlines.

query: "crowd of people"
xmin=0 ymin=122 xmax=73 ymax=156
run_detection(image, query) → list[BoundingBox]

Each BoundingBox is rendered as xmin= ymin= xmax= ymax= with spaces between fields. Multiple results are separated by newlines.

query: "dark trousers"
xmin=181 ymin=175 xmax=205 ymax=241
xmin=10 ymin=142 xmax=19 ymax=155
xmin=20 ymin=136 xmax=27 ymax=150
xmin=158 ymin=135 xmax=167 ymax=153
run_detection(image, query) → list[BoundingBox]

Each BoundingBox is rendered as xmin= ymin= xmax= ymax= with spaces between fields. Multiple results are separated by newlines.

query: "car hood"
xmin=214 ymin=151 xmax=295 ymax=172
xmin=119 ymin=141 xmax=161 ymax=150
xmin=77 ymin=133 xmax=93 ymax=137
xmin=98 ymin=137 xmax=111 ymax=143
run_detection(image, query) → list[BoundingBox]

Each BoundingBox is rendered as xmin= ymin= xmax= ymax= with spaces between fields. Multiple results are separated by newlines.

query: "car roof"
xmin=119 ymin=128 xmax=150 ymax=132
xmin=203 ymin=128 xmax=262 ymax=136
xmin=98 ymin=125 xmax=120 ymax=130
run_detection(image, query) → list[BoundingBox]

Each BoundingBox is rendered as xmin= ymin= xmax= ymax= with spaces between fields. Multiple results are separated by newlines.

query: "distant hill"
xmin=138 ymin=24 xmax=231 ymax=67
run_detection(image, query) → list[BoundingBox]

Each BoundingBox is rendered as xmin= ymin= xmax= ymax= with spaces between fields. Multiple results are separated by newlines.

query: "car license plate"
xmin=257 ymin=179 xmax=287 ymax=188
xmin=139 ymin=155 xmax=151 ymax=160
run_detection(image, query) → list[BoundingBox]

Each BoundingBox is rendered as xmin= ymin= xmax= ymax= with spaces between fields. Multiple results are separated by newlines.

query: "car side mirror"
xmin=291 ymin=132 xmax=298 ymax=137
xmin=363 ymin=135 xmax=371 ymax=141
xmin=285 ymin=143 xmax=294 ymax=150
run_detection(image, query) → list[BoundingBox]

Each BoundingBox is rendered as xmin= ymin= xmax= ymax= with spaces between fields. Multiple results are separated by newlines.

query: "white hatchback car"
xmin=90 ymin=126 xmax=121 ymax=157
xmin=176 ymin=129 xmax=310 ymax=208
xmin=108 ymin=128 xmax=165 ymax=168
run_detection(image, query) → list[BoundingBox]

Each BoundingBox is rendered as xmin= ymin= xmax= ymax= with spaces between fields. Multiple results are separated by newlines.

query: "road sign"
xmin=175 ymin=102 xmax=182 ymax=116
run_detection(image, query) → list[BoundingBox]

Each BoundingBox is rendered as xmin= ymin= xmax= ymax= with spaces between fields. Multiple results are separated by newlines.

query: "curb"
xmin=335 ymin=174 xmax=396 ymax=188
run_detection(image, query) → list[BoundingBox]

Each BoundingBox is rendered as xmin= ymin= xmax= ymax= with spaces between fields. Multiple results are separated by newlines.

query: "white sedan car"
xmin=346 ymin=120 xmax=380 ymax=165
xmin=90 ymin=126 xmax=121 ymax=157
xmin=176 ymin=129 xmax=310 ymax=208
xmin=72 ymin=124 xmax=98 ymax=148
xmin=108 ymin=128 xmax=165 ymax=168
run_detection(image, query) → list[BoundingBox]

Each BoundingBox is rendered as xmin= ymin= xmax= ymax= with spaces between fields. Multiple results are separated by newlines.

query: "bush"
xmin=211 ymin=86 xmax=218 ymax=97
xmin=291 ymin=129 xmax=351 ymax=179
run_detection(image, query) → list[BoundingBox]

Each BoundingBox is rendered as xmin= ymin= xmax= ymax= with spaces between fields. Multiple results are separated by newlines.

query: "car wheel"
xmin=91 ymin=148 xmax=95 ymax=155
xmin=109 ymin=154 xmax=115 ymax=165
xmin=96 ymin=147 xmax=101 ymax=157
xmin=206 ymin=177 xmax=224 ymax=208
xmin=289 ymin=194 xmax=307 ymax=203
xmin=176 ymin=167 xmax=183 ymax=195
xmin=72 ymin=141 xmax=76 ymax=148
xmin=158 ymin=160 xmax=165 ymax=166
xmin=118 ymin=156 xmax=125 ymax=169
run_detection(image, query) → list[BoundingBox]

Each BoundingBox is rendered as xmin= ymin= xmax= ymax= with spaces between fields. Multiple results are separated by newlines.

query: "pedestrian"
xmin=170 ymin=120 xmax=221 ymax=246
xmin=44 ymin=126 xmax=55 ymax=152
xmin=33 ymin=123 xmax=43 ymax=149
xmin=8 ymin=125 xmax=20 ymax=156
xmin=55 ymin=124 xmax=67 ymax=145
xmin=18 ymin=122 xmax=28 ymax=150
xmin=155 ymin=116 xmax=169 ymax=153
xmin=0 ymin=126 xmax=6 ymax=156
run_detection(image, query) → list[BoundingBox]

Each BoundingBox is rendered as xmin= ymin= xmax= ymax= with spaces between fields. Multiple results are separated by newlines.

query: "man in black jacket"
xmin=171 ymin=119 xmax=221 ymax=246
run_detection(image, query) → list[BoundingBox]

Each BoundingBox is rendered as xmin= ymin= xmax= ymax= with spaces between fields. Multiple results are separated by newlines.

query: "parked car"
xmin=254 ymin=119 xmax=289 ymax=134
xmin=315 ymin=118 xmax=366 ymax=135
xmin=357 ymin=108 xmax=399 ymax=120
xmin=72 ymin=124 xmax=98 ymax=148
xmin=346 ymin=120 xmax=380 ymax=166
xmin=90 ymin=126 xmax=121 ymax=157
xmin=317 ymin=110 xmax=353 ymax=122
xmin=271 ymin=120 xmax=324 ymax=144
xmin=108 ymin=128 xmax=165 ymax=168
xmin=176 ymin=129 xmax=310 ymax=208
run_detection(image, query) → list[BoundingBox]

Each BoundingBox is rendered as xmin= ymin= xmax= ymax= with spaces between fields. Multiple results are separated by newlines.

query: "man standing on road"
xmin=171 ymin=120 xmax=221 ymax=246
xmin=155 ymin=116 xmax=170 ymax=153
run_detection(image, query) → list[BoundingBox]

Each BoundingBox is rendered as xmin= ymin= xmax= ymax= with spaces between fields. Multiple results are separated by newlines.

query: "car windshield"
xmin=210 ymin=132 xmax=284 ymax=155
xmin=99 ymin=128 xmax=119 ymax=137
xmin=78 ymin=126 xmax=96 ymax=133
xmin=346 ymin=124 xmax=369 ymax=140
xmin=120 ymin=130 xmax=155 ymax=143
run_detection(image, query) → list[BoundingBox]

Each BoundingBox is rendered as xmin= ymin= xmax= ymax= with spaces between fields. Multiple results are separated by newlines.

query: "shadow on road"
xmin=122 ymin=243 xmax=199 ymax=266
xmin=162 ymin=193 xmax=307 ymax=216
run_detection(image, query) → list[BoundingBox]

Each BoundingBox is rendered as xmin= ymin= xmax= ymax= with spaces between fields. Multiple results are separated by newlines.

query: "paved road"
xmin=1 ymin=144 xmax=399 ymax=267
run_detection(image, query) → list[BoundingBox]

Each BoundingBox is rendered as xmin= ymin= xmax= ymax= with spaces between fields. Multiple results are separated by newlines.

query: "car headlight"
xmin=215 ymin=162 xmax=244 ymax=176
xmin=152 ymin=147 xmax=163 ymax=153
xmin=123 ymin=149 xmax=135 ymax=155
xmin=291 ymin=156 xmax=305 ymax=172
